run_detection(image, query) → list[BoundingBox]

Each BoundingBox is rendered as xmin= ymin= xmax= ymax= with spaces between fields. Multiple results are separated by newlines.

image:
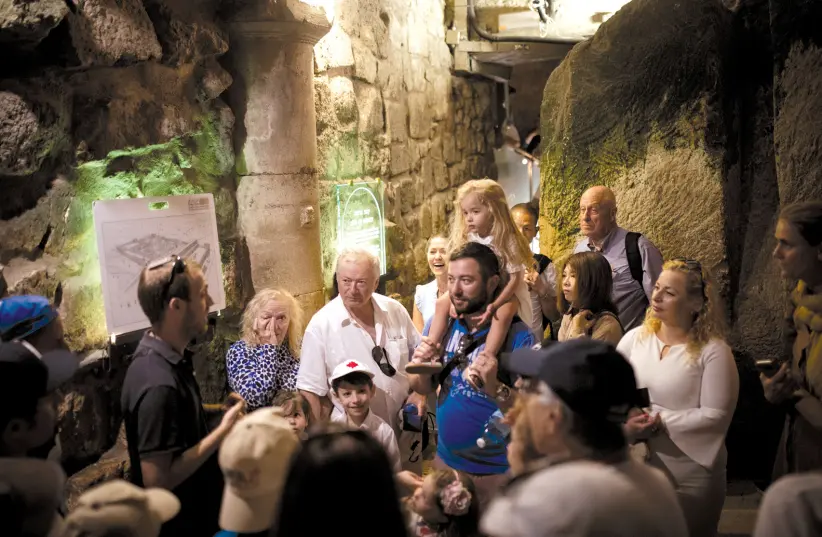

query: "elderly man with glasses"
xmin=297 ymin=247 xmax=425 ymax=431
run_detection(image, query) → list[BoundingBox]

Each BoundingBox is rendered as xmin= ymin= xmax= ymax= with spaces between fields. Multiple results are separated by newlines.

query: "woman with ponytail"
xmin=616 ymin=259 xmax=739 ymax=537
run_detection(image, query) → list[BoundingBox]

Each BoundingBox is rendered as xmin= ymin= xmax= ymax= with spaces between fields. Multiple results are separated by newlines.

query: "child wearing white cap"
xmin=331 ymin=359 xmax=402 ymax=473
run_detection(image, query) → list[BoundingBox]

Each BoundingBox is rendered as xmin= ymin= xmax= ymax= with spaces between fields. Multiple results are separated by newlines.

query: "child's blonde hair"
xmin=449 ymin=179 xmax=534 ymax=270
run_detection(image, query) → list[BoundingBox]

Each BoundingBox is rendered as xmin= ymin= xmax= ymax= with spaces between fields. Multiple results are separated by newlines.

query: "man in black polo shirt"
xmin=121 ymin=257 xmax=245 ymax=536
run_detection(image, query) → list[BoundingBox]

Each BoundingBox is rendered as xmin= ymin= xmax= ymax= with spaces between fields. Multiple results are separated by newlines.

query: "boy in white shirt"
xmin=331 ymin=360 xmax=402 ymax=472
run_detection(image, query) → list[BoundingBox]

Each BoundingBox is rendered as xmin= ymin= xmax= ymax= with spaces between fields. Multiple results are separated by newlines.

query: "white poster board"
xmin=92 ymin=194 xmax=226 ymax=337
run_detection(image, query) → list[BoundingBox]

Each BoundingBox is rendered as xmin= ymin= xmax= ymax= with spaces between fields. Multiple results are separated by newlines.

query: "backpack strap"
xmin=587 ymin=311 xmax=625 ymax=337
xmin=625 ymin=232 xmax=643 ymax=285
xmin=533 ymin=253 xmax=551 ymax=274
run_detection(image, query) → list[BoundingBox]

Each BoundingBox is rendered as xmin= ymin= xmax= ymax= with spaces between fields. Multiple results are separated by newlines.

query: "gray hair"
xmin=336 ymin=247 xmax=380 ymax=279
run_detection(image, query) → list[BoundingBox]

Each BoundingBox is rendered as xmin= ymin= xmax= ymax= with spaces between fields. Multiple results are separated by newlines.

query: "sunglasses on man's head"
xmin=147 ymin=255 xmax=186 ymax=304
xmin=371 ymin=346 xmax=396 ymax=377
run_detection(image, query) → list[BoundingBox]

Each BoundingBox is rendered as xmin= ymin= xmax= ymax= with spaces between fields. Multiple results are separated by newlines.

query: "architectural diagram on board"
xmin=93 ymin=195 xmax=225 ymax=336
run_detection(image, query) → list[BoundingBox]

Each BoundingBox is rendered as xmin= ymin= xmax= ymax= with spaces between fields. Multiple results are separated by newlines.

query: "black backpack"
xmin=625 ymin=232 xmax=643 ymax=285
xmin=533 ymin=253 xmax=556 ymax=340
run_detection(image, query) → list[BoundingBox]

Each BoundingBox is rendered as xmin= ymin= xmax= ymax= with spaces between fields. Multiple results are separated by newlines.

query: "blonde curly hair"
xmin=642 ymin=259 xmax=727 ymax=359
xmin=240 ymin=288 xmax=304 ymax=357
xmin=448 ymin=179 xmax=534 ymax=270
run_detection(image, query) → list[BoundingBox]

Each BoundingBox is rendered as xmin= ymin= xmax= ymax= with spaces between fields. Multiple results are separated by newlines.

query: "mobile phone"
xmin=755 ymin=359 xmax=780 ymax=378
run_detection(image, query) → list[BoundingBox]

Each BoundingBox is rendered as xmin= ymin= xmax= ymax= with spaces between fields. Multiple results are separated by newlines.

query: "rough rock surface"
xmin=539 ymin=0 xmax=734 ymax=264
xmin=539 ymin=0 xmax=822 ymax=481
xmin=143 ymin=0 xmax=228 ymax=66
xmin=0 ymin=79 xmax=70 ymax=177
xmin=0 ymin=0 xmax=68 ymax=48
xmin=67 ymin=0 xmax=162 ymax=67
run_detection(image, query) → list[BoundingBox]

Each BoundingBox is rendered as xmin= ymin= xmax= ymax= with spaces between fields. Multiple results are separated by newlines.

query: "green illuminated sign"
xmin=335 ymin=181 xmax=386 ymax=275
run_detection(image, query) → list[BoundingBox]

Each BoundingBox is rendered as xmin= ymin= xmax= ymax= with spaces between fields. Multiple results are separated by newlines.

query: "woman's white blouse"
xmin=414 ymin=279 xmax=439 ymax=325
xmin=617 ymin=327 xmax=740 ymax=469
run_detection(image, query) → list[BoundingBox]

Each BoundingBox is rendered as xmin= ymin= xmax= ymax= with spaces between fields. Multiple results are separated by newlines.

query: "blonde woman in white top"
xmin=617 ymin=258 xmax=739 ymax=537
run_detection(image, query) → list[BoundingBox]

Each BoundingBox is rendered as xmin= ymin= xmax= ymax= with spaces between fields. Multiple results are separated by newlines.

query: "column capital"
xmin=227 ymin=0 xmax=331 ymax=45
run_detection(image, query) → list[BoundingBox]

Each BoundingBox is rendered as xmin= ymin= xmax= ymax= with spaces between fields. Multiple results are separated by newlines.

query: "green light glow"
xmin=61 ymin=115 xmax=234 ymax=351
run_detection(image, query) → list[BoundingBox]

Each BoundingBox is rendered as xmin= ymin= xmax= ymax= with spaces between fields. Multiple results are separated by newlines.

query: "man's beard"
xmin=451 ymin=288 xmax=489 ymax=316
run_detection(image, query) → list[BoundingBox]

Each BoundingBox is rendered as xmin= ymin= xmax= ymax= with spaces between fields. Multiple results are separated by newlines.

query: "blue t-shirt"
xmin=424 ymin=319 xmax=535 ymax=475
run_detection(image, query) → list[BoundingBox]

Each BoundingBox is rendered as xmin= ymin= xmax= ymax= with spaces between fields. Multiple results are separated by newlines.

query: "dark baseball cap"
xmin=0 ymin=341 xmax=78 ymax=393
xmin=501 ymin=338 xmax=641 ymax=423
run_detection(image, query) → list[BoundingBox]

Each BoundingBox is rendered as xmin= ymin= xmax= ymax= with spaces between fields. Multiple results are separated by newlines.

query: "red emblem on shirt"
xmin=346 ymin=361 xmax=359 ymax=368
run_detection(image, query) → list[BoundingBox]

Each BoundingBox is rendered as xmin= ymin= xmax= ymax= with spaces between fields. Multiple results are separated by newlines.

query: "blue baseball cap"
xmin=0 ymin=295 xmax=59 ymax=342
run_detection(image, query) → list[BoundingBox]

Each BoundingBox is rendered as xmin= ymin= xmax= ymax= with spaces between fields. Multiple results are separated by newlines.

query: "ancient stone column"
xmin=226 ymin=0 xmax=331 ymax=316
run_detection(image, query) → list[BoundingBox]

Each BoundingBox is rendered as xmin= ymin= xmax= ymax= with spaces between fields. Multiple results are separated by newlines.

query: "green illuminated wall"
xmin=61 ymin=115 xmax=237 ymax=351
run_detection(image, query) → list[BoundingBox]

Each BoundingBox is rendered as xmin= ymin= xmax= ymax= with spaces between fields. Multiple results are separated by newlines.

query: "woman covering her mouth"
xmin=413 ymin=235 xmax=449 ymax=333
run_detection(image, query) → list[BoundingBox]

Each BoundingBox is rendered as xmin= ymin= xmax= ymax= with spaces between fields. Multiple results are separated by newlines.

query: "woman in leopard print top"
xmin=226 ymin=288 xmax=304 ymax=411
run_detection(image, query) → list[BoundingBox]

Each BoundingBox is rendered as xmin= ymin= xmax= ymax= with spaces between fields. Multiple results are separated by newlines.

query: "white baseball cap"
xmin=330 ymin=359 xmax=375 ymax=382
xmin=218 ymin=407 xmax=301 ymax=533
xmin=61 ymin=479 xmax=180 ymax=537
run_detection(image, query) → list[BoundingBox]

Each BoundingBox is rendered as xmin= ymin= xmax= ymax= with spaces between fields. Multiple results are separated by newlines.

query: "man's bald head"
xmin=579 ymin=186 xmax=617 ymax=242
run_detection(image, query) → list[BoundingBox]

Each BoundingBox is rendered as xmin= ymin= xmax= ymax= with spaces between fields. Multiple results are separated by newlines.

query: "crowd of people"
xmin=2 ymin=181 xmax=822 ymax=537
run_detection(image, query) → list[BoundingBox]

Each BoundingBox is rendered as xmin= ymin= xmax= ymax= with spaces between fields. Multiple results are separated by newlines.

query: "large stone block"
xmin=408 ymin=92 xmax=431 ymax=139
xmin=354 ymin=81 xmax=383 ymax=135
xmin=377 ymin=48 xmax=404 ymax=100
xmin=390 ymin=144 xmax=412 ymax=176
xmin=539 ymin=0 xmax=734 ymax=258
xmin=0 ymin=0 xmax=68 ymax=49
xmin=68 ymin=0 xmax=162 ymax=67
xmin=314 ymin=25 xmax=354 ymax=73
xmin=0 ymin=176 xmax=72 ymax=258
xmin=773 ymin=42 xmax=822 ymax=203
xmin=385 ymin=98 xmax=408 ymax=143
xmin=329 ymin=76 xmax=357 ymax=126
xmin=352 ymin=37 xmax=378 ymax=84
xmin=69 ymin=62 xmax=205 ymax=159
xmin=404 ymin=55 xmax=427 ymax=93
xmin=0 ymin=80 xmax=70 ymax=177
xmin=143 ymin=0 xmax=228 ymax=66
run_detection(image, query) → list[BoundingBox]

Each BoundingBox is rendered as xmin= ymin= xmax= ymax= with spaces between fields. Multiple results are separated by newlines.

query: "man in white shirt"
xmin=482 ymin=339 xmax=688 ymax=537
xmin=297 ymin=248 xmax=424 ymax=430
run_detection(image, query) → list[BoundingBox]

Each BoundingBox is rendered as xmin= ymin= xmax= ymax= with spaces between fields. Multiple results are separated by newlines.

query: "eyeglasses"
xmin=371 ymin=346 xmax=396 ymax=377
xmin=147 ymin=256 xmax=186 ymax=305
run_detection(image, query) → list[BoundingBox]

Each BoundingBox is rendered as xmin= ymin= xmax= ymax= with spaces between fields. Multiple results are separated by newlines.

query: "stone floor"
xmin=717 ymin=481 xmax=762 ymax=537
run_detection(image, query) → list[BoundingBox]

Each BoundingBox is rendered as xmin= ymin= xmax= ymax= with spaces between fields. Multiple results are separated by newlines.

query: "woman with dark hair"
xmin=557 ymin=251 xmax=623 ymax=344
xmin=763 ymin=201 xmax=822 ymax=476
xmin=270 ymin=427 xmax=409 ymax=537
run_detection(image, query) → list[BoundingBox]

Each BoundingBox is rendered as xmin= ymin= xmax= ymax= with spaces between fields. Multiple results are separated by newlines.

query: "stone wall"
xmin=0 ymin=0 xmax=499 ymax=495
xmin=312 ymin=0 xmax=497 ymax=307
xmin=0 ymin=0 xmax=237 ymax=478
xmin=538 ymin=0 xmax=822 ymax=481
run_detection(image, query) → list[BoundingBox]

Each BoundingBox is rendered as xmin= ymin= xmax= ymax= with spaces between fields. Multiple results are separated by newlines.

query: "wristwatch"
xmin=495 ymin=384 xmax=512 ymax=403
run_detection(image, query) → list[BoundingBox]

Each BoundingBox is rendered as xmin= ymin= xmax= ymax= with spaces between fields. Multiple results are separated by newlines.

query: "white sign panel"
xmin=92 ymin=194 xmax=225 ymax=336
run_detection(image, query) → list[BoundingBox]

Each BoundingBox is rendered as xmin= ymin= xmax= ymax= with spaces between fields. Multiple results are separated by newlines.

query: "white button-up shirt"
xmin=296 ymin=294 xmax=421 ymax=430
xmin=332 ymin=410 xmax=402 ymax=473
